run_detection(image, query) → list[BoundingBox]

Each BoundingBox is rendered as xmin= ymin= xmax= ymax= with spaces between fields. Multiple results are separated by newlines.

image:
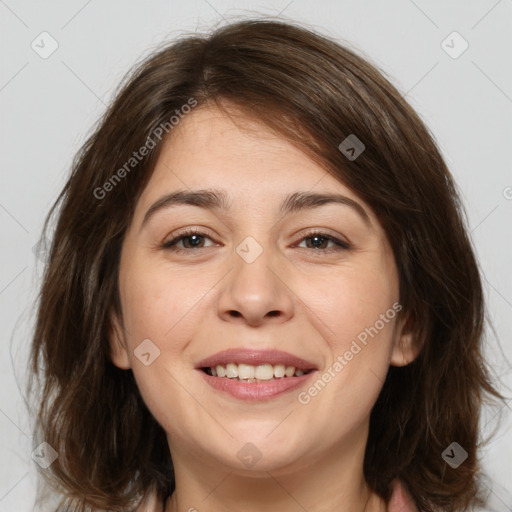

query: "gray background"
xmin=1 ymin=0 xmax=511 ymax=510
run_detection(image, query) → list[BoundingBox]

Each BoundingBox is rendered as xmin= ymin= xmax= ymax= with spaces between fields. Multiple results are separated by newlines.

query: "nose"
xmin=216 ymin=242 xmax=294 ymax=327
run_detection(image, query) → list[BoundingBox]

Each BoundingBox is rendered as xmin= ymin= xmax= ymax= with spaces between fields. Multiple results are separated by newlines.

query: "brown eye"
xmin=162 ymin=229 xmax=216 ymax=253
xmin=296 ymin=231 xmax=350 ymax=253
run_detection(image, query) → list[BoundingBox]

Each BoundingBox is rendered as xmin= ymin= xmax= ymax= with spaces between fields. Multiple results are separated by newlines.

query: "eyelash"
xmin=161 ymin=228 xmax=351 ymax=255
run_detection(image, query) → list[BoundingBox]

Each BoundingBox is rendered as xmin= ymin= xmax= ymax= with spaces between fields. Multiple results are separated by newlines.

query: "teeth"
xmin=207 ymin=363 xmax=309 ymax=379
xmin=255 ymin=364 xmax=274 ymax=380
xmin=226 ymin=363 xmax=238 ymax=378
xmin=274 ymin=364 xmax=285 ymax=378
xmin=238 ymin=363 xmax=255 ymax=380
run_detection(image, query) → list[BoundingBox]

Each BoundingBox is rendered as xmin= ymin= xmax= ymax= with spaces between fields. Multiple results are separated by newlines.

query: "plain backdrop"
xmin=1 ymin=0 xmax=511 ymax=510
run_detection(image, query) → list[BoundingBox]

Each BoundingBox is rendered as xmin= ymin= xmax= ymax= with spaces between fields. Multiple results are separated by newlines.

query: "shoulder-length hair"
xmin=29 ymin=17 xmax=503 ymax=512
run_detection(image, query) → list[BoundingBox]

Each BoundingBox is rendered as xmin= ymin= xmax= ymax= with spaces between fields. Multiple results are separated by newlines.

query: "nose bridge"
xmin=216 ymin=233 xmax=294 ymax=325
xmin=234 ymin=234 xmax=277 ymax=292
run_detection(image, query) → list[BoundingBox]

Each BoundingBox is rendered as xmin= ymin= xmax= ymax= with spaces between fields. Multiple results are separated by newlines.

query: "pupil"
xmin=187 ymin=235 xmax=202 ymax=247
xmin=310 ymin=236 xmax=325 ymax=249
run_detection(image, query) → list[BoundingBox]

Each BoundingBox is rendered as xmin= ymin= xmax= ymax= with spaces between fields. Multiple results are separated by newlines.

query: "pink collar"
xmin=388 ymin=479 xmax=418 ymax=511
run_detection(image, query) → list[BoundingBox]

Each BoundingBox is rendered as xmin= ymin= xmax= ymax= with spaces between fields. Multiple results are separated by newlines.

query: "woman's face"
xmin=109 ymin=104 xmax=414 ymax=475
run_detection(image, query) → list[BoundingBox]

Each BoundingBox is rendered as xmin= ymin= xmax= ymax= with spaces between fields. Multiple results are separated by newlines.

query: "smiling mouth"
xmin=201 ymin=363 xmax=314 ymax=382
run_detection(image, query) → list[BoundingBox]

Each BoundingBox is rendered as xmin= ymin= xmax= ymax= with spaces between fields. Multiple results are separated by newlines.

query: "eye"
xmin=161 ymin=228 xmax=351 ymax=255
xmin=161 ymin=228 xmax=217 ymax=253
xmin=295 ymin=230 xmax=350 ymax=254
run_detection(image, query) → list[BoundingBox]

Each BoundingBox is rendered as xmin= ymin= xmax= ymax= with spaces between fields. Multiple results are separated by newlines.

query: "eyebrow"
xmin=141 ymin=188 xmax=371 ymax=229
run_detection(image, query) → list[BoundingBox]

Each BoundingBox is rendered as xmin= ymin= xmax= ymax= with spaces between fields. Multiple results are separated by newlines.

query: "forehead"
xmin=138 ymin=105 xmax=364 ymax=210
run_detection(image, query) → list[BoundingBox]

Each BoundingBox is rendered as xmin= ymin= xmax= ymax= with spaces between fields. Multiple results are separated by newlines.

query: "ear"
xmin=108 ymin=309 xmax=131 ymax=370
xmin=390 ymin=310 xmax=421 ymax=367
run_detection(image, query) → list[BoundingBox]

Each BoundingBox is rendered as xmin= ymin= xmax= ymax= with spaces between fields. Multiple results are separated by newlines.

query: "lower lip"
xmin=198 ymin=370 xmax=316 ymax=401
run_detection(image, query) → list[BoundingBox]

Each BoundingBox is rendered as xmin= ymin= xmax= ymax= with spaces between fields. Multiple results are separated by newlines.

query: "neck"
xmin=164 ymin=426 xmax=386 ymax=512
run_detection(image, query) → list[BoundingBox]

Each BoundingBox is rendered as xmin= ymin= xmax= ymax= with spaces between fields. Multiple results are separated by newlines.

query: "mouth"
xmin=201 ymin=363 xmax=313 ymax=381
xmin=196 ymin=348 xmax=318 ymax=401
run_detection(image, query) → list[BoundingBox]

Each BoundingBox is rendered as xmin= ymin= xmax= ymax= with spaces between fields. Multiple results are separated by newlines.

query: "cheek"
xmin=302 ymin=264 xmax=399 ymax=353
xmin=119 ymin=256 xmax=213 ymax=344
xmin=304 ymin=264 xmax=399 ymax=415
xmin=117 ymin=260 xmax=207 ymax=432
xmin=298 ymin=278 xmax=399 ymax=431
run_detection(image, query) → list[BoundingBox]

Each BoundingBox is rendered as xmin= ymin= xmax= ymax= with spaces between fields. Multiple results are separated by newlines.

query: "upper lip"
xmin=196 ymin=348 xmax=318 ymax=371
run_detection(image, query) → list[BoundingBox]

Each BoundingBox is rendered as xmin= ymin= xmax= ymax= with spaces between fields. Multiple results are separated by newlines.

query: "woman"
xmin=29 ymin=18 xmax=503 ymax=511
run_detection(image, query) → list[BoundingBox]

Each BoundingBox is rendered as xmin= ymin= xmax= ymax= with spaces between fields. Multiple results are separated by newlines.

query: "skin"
xmin=109 ymin=104 xmax=417 ymax=512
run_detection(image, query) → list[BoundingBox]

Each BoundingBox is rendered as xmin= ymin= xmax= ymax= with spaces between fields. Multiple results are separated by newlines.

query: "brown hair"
xmin=28 ymin=17 xmax=504 ymax=511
